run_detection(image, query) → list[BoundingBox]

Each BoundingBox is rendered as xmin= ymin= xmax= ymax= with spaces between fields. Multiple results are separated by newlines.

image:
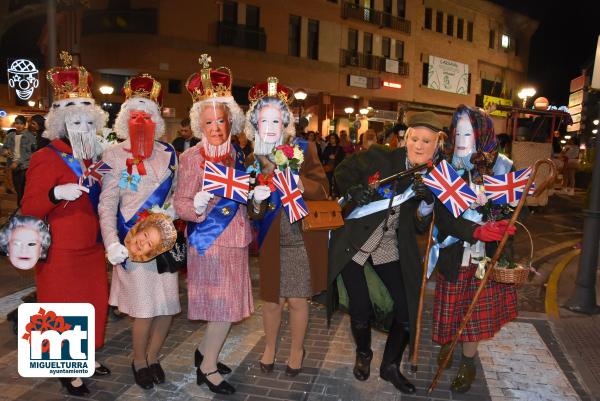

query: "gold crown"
xmin=186 ymin=54 xmax=233 ymax=102
xmin=46 ymin=51 xmax=93 ymax=101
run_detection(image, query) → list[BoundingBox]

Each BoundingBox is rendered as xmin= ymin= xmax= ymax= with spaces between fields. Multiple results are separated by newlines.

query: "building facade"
xmin=0 ymin=0 xmax=537 ymax=139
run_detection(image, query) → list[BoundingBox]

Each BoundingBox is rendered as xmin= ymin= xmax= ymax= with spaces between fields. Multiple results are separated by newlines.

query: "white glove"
xmin=253 ymin=185 xmax=271 ymax=203
xmin=193 ymin=191 xmax=214 ymax=215
xmin=107 ymin=242 xmax=129 ymax=265
xmin=53 ymin=183 xmax=89 ymax=201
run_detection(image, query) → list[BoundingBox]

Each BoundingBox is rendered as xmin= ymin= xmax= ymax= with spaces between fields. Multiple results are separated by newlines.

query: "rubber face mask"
xmin=8 ymin=227 xmax=42 ymax=270
xmin=65 ymin=110 xmax=98 ymax=160
xmin=258 ymin=105 xmax=284 ymax=145
xmin=406 ymin=127 xmax=439 ymax=165
xmin=126 ymin=225 xmax=161 ymax=262
xmin=200 ymin=104 xmax=230 ymax=146
xmin=454 ymin=114 xmax=475 ymax=158
xmin=129 ymin=110 xmax=156 ymax=159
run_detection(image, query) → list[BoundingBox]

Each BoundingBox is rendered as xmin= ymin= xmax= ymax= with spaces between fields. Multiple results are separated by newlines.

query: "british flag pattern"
xmin=423 ymin=160 xmax=478 ymax=218
xmin=483 ymin=167 xmax=535 ymax=205
xmin=272 ymin=167 xmax=308 ymax=223
xmin=202 ymin=161 xmax=250 ymax=204
xmin=80 ymin=160 xmax=112 ymax=187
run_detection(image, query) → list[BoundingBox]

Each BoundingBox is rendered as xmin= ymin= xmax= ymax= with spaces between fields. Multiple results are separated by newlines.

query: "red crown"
xmin=186 ymin=54 xmax=232 ymax=102
xmin=248 ymin=77 xmax=293 ymax=105
xmin=123 ymin=74 xmax=163 ymax=106
xmin=46 ymin=51 xmax=93 ymax=101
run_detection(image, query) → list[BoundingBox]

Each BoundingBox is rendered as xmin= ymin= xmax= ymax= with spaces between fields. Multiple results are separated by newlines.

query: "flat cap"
xmin=407 ymin=111 xmax=443 ymax=132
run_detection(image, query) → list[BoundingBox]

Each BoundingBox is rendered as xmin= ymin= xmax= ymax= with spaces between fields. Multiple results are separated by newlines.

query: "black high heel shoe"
xmin=285 ymin=349 xmax=306 ymax=377
xmin=131 ymin=362 xmax=154 ymax=389
xmin=194 ymin=349 xmax=232 ymax=374
xmin=94 ymin=362 xmax=111 ymax=376
xmin=259 ymin=357 xmax=275 ymax=373
xmin=197 ymin=368 xmax=236 ymax=395
xmin=59 ymin=378 xmax=90 ymax=396
xmin=148 ymin=359 xmax=165 ymax=384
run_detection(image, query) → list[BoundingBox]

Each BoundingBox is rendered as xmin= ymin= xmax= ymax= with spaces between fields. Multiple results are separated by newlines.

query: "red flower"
xmin=257 ymin=173 xmax=276 ymax=192
xmin=277 ymin=145 xmax=294 ymax=159
xmin=136 ymin=209 xmax=151 ymax=221
xmin=368 ymin=171 xmax=381 ymax=185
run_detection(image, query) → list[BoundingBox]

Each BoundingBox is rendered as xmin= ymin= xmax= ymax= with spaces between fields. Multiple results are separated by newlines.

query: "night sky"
xmin=491 ymin=0 xmax=600 ymax=105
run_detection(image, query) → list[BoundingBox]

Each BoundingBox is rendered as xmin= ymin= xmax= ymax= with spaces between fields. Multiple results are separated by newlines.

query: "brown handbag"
xmin=301 ymin=200 xmax=344 ymax=231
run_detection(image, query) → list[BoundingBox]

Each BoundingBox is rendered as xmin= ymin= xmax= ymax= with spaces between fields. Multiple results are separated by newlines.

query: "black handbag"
xmin=155 ymin=230 xmax=187 ymax=274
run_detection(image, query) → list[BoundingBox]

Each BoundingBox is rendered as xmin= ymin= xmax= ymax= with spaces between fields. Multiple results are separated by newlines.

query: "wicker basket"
xmin=490 ymin=221 xmax=532 ymax=286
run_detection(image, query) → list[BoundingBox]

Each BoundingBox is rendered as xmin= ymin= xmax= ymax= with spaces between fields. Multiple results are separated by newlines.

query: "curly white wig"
xmin=0 ymin=215 xmax=51 ymax=259
xmin=244 ymin=97 xmax=296 ymax=142
xmin=189 ymin=97 xmax=245 ymax=140
xmin=114 ymin=97 xmax=165 ymax=140
xmin=43 ymin=98 xmax=107 ymax=141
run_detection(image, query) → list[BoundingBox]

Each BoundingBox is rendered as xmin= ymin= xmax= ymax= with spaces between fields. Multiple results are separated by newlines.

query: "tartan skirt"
xmin=432 ymin=263 xmax=518 ymax=344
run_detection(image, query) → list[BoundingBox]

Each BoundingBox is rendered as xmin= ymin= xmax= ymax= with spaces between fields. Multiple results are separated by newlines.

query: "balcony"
xmin=217 ymin=22 xmax=266 ymax=52
xmin=340 ymin=49 xmax=409 ymax=76
xmin=82 ymin=9 xmax=158 ymax=35
xmin=342 ymin=2 xmax=411 ymax=35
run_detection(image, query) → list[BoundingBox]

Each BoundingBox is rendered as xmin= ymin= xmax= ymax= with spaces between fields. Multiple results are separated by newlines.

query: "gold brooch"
xmin=221 ymin=207 xmax=230 ymax=216
xmin=268 ymin=203 xmax=276 ymax=211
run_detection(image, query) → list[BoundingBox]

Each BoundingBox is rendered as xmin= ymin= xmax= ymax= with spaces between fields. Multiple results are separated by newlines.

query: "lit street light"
xmin=517 ymin=87 xmax=536 ymax=108
xmin=593 ymin=129 xmax=598 ymax=134
xmin=293 ymin=89 xmax=307 ymax=101
xmin=27 ymin=100 xmax=35 ymax=107
xmin=359 ymin=108 xmax=369 ymax=115
xmin=99 ymin=85 xmax=114 ymax=95
xmin=594 ymin=119 xmax=599 ymax=126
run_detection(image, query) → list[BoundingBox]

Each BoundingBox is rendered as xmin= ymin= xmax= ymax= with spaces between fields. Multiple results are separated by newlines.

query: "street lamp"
xmin=293 ymin=89 xmax=307 ymax=101
xmin=359 ymin=108 xmax=369 ymax=115
xmin=27 ymin=100 xmax=36 ymax=107
xmin=517 ymin=87 xmax=536 ymax=108
xmin=594 ymin=119 xmax=599 ymax=126
xmin=99 ymin=85 xmax=114 ymax=95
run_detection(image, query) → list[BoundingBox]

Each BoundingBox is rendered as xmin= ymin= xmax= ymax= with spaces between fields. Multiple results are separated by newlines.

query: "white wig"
xmin=43 ymin=99 xmax=107 ymax=141
xmin=114 ymin=96 xmax=165 ymax=140
xmin=244 ymin=97 xmax=295 ymax=155
xmin=189 ymin=97 xmax=245 ymax=140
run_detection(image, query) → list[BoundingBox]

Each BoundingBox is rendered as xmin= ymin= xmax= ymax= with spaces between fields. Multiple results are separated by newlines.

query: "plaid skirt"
xmin=432 ymin=263 xmax=518 ymax=344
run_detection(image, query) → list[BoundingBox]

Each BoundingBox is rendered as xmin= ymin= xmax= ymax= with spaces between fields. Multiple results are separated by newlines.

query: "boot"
xmin=379 ymin=321 xmax=416 ymax=394
xmin=451 ymin=356 xmax=477 ymax=393
xmin=350 ymin=320 xmax=373 ymax=381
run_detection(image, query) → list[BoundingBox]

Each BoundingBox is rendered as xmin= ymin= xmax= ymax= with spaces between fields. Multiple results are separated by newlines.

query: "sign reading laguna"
xmin=18 ymin=303 xmax=95 ymax=377
xmin=427 ymin=55 xmax=469 ymax=95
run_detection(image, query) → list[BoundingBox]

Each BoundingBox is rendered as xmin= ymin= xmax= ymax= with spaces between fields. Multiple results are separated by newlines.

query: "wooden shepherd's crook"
xmin=427 ymin=159 xmax=557 ymax=394
xmin=410 ymin=212 xmax=435 ymax=372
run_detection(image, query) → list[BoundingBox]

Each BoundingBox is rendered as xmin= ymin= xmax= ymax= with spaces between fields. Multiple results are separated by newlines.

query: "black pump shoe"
xmin=94 ymin=362 xmax=111 ymax=376
xmin=285 ymin=349 xmax=306 ymax=377
xmin=148 ymin=360 xmax=165 ymax=384
xmin=194 ymin=349 xmax=232 ymax=374
xmin=259 ymin=358 xmax=275 ymax=373
xmin=131 ymin=362 xmax=154 ymax=390
xmin=380 ymin=363 xmax=416 ymax=394
xmin=197 ymin=368 xmax=236 ymax=394
xmin=353 ymin=349 xmax=373 ymax=381
xmin=59 ymin=378 xmax=90 ymax=396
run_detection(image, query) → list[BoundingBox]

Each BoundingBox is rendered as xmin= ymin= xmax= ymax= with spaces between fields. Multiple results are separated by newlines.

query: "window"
xmin=307 ymin=19 xmax=319 ymax=60
xmin=397 ymin=0 xmax=406 ymax=18
xmin=457 ymin=18 xmax=464 ymax=39
xmin=467 ymin=21 xmax=473 ymax=41
xmin=395 ymin=40 xmax=404 ymax=60
xmin=223 ymin=1 xmax=237 ymax=24
xmin=436 ymin=11 xmax=443 ymax=33
xmin=288 ymin=15 xmax=301 ymax=57
xmin=382 ymin=37 xmax=391 ymax=58
xmin=422 ymin=62 xmax=429 ymax=85
xmin=246 ymin=5 xmax=259 ymax=28
xmin=364 ymin=32 xmax=373 ymax=55
xmin=489 ymin=30 xmax=495 ymax=49
xmin=348 ymin=29 xmax=358 ymax=52
xmin=168 ymin=79 xmax=182 ymax=94
xmin=446 ymin=15 xmax=454 ymax=36
xmin=424 ymin=8 xmax=432 ymax=30
xmin=501 ymin=33 xmax=510 ymax=49
xmin=383 ymin=0 xmax=392 ymax=14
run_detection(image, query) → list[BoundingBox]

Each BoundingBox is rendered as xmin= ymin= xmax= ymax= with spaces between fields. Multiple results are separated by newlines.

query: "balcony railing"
xmin=82 ymin=9 xmax=158 ymax=35
xmin=340 ymin=49 xmax=409 ymax=76
xmin=217 ymin=22 xmax=266 ymax=52
xmin=342 ymin=2 xmax=410 ymax=34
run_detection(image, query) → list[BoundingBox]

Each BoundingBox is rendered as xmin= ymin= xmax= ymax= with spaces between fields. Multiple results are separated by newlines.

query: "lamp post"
xmin=99 ymin=85 xmax=114 ymax=110
xmin=517 ymin=87 xmax=536 ymax=108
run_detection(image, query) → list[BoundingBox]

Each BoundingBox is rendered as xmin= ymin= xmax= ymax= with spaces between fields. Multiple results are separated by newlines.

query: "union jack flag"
xmin=423 ymin=160 xmax=478 ymax=218
xmin=272 ymin=167 xmax=308 ymax=223
xmin=202 ymin=161 xmax=250 ymax=204
xmin=483 ymin=167 xmax=535 ymax=205
xmin=80 ymin=161 xmax=112 ymax=187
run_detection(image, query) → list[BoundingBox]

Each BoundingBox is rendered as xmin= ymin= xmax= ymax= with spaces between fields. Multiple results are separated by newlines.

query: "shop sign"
xmin=427 ymin=55 xmax=469 ymax=95
xmin=483 ymin=95 xmax=512 ymax=117
xmin=7 ymin=59 xmax=39 ymax=100
xmin=570 ymin=75 xmax=585 ymax=93
xmin=385 ymin=59 xmax=399 ymax=74
xmin=348 ymin=74 xmax=368 ymax=88
xmin=567 ymin=122 xmax=580 ymax=132
xmin=382 ymin=80 xmax=402 ymax=89
xmin=568 ymin=90 xmax=583 ymax=108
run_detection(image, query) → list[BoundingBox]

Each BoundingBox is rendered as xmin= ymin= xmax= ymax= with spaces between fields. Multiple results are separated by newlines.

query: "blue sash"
xmin=254 ymin=138 xmax=307 ymax=248
xmin=187 ymin=144 xmax=246 ymax=255
xmin=116 ymin=143 xmax=176 ymax=242
xmin=427 ymin=153 xmax=514 ymax=277
xmin=48 ymin=144 xmax=101 ymax=213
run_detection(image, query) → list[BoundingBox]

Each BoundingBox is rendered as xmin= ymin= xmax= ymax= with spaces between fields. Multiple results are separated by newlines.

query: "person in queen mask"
xmin=246 ymin=77 xmax=329 ymax=377
xmin=174 ymin=55 xmax=253 ymax=395
xmin=98 ymin=75 xmax=180 ymax=390
xmin=20 ymin=51 xmax=111 ymax=396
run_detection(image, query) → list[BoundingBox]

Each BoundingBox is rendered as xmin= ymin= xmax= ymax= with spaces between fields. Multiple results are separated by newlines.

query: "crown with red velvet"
xmin=123 ymin=74 xmax=163 ymax=106
xmin=248 ymin=76 xmax=293 ymax=105
xmin=46 ymin=51 xmax=93 ymax=101
xmin=186 ymin=54 xmax=232 ymax=102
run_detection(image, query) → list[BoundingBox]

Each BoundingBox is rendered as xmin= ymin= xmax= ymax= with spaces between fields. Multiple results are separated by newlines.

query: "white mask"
xmin=454 ymin=114 xmax=475 ymax=158
xmin=65 ymin=110 xmax=98 ymax=160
